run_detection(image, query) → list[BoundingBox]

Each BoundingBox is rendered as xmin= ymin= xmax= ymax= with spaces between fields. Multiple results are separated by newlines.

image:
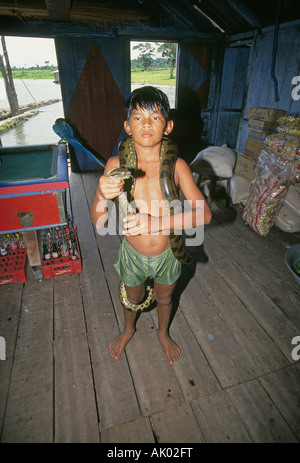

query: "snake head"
xmin=108 ymin=168 xmax=133 ymax=180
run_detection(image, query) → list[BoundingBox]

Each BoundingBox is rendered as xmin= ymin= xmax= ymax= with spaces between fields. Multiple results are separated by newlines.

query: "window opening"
xmin=130 ymin=41 xmax=178 ymax=108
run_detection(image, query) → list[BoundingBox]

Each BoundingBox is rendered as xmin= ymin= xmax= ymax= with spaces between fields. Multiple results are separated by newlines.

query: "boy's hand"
xmin=123 ymin=213 xmax=160 ymax=235
xmin=97 ymin=174 xmax=124 ymax=200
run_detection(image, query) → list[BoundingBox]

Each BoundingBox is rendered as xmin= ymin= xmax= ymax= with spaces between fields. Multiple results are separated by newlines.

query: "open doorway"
xmin=130 ymin=40 xmax=178 ymax=108
xmin=0 ymin=36 xmax=63 ymax=146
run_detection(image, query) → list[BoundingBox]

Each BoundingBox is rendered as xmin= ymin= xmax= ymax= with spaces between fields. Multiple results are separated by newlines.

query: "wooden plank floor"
xmin=0 ymin=170 xmax=300 ymax=443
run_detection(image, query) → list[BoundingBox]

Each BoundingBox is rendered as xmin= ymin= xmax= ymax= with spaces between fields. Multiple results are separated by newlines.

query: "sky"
xmin=1 ymin=36 xmax=163 ymax=68
xmin=2 ymin=36 xmax=58 ymax=67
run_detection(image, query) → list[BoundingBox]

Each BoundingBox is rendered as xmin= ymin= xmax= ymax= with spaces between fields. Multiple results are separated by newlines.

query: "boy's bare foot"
xmin=109 ymin=328 xmax=135 ymax=360
xmin=157 ymin=331 xmax=181 ymax=365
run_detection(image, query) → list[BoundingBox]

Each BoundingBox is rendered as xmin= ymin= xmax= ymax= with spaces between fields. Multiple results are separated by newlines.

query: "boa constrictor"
xmin=108 ymin=136 xmax=192 ymax=313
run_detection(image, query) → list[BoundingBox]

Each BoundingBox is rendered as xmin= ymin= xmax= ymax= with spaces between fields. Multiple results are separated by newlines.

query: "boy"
xmin=91 ymin=86 xmax=211 ymax=364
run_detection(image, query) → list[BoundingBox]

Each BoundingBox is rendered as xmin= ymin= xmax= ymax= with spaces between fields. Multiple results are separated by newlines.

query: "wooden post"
xmin=22 ymin=230 xmax=41 ymax=267
xmin=0 ymin=36 xmax=19 ymax=115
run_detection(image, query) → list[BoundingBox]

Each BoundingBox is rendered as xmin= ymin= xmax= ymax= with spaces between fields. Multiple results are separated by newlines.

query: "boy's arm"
xmin=90 ymin=156 xmax=122 ymax=230
xmin=164 ymin=157 xmax=212 ymax=230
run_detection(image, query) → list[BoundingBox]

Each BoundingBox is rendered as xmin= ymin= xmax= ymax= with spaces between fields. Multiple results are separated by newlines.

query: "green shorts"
xmin=114 ymin=238 xmax=182 ymax=287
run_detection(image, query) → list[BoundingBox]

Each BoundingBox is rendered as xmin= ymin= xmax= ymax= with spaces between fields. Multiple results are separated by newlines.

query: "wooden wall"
xmin=210 ymin=46 xmax=250 ymax=149
xmin=170 ymin=41 xmax=214 ymax=161
xmin=53 ymin=19 xmax=300 ymax=169
xmin=55 ymin=37 xmax=214 ymax=169
xmin=207 ymin=20 xmax=300 ymax=153
xmin=236 ymin=23 xmax=300 ymax=153
xmin=55 ymin=36 xmax=130 ymax=171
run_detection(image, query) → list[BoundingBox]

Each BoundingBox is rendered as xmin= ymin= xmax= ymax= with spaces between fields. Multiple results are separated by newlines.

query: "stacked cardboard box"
xmin=232 ymin=107 xmax=286 ymax=204
xmin=244 ymin=107 xmax=286 ymax=162
xmin=244 ymin=108 xmax=285 ymax=162
xmin=242 ymin=112 xmax=300 ymax=236
xmin=234 ymin=155 xmax=257 ymax=182
xmin=234 ymin=107 xmax=286 ymax=183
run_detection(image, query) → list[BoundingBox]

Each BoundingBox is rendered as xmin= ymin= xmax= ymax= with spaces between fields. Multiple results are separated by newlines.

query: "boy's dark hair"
xmin=126 ymin=86 xmax=170 ymax=123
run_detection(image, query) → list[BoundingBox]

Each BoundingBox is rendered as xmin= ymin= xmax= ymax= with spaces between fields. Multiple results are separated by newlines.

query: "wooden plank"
xmin=231 ymin=48 xmax=249 ymax=109
xmin=227 ymin=379 xmax=298 ymax=442
xmin=215 ymin=111 xmax=231 ymax=146
xmin=290 ymin=362 xmax=300 ymax=381
xmin=190 ymin=237 xmax=288 ymax=373
xmin=219 ymin=48 xmax=238 ymax=108
xmin=178 ymin=267 xmax=261 ymax=388
xmin=53 ymin=273 xmax=100 ymax=443
xmin=212 ymin=200 xmax=300 ymax=296
xmin=205 ymin=203 xmax=300 ymax=324
xmin=70 ymin=172 xmax=141 ymax=428
xmin=81 ymin=172 xmax=124 ymax=323
xmin=191 ymin=391 xmax=251 ymax=443
xmin=158 ymin=310 xmax=221 ymax=401
xmin=101 ymin=417 xmax=155 ymax=443
xmin=245 ymin=34 xmax=273 ymax=109
xmin=78 ymin=275 xmax=142 ymax=429
xmin=227 ymin=112 xmax=241 ymax=147
xmin=204 ymin=229 xmax=298 ymax=361
xmin=150 ymin=259 xmax=221 ymax=399
xmin=0 ymin=283 xmax=23 ymax=436
xmin=1 ymin=271 xmax=54 ymax=442
xmin=22 ymin=230 xmax=41 ymax=266
xmin=259 ymin=368 xmax=300 ymax=440
xmin=265 ymin=30 xmax=293 ymax=107
xmin=219 ymin=47 xmax=249 ymax=111
xmin=125 ymin=310 xmax=184 ymax=415
xmin=151 ymin=403 xmax=205 ymax=443
xmin=208 ymin=202 xmax=300 ymax=325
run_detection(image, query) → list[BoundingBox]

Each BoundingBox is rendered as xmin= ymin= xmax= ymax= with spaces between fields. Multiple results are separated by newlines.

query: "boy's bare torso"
xmin=122 ymin=153 xmax=172 ymax=257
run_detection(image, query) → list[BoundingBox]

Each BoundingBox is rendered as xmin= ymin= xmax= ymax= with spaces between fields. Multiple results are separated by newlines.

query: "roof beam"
xmin=45 ymin=0 xmax=71 ymax=21
xmin=0 ymin=16 xmax=220 ymax=41
xmin=226 ymin=0 xmax=262 ymax=29
xmin=156 ymin=0 xmax=196 ymax=30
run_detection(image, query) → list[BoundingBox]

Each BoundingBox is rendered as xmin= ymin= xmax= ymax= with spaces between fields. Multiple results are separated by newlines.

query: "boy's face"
xmin=124 ymin=104 xmax=173 ymax=149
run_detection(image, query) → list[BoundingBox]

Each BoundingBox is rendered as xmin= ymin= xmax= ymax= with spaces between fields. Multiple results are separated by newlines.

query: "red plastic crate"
xmin=42 ymin=255 xmax=82 ymax=278
xmin=0 ymin=249 xmax=27 ymax=285
xmin=41 ymin=222 xmax=82 ymax=279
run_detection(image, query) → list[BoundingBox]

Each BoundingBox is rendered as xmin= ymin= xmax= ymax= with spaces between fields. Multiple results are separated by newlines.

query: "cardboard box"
xmin=248 ymin=119 xmax=278 ymax=132
xmin=246 ymin=107 xmax=286 ymax=122
xmin=243 ymin=137 xmax=263 ymax=161
xmin=248 ymin=129 xmax=273 ymax=142
xmin=234 ymin=155 xmax=257 ymax=182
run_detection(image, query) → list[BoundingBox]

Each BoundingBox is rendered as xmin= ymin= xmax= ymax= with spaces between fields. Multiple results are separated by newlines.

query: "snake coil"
xmin=113 ymin=136 xmax=192 ymax=312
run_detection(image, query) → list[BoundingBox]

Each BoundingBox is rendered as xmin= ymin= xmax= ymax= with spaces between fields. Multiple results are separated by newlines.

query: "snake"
xmin=108 ymin=136 xmax=192 ymax=313
xmin=52 ymin=119 xmax=192 ymax=312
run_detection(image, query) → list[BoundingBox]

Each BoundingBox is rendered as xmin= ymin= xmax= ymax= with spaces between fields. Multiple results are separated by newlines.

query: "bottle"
xmin=0 ymin=244 xmax=7 ymax=256
xmin=51 ymin=242 xmax=60 ymax=259
xmin=43 ymin=244 xmax=51 ymax=260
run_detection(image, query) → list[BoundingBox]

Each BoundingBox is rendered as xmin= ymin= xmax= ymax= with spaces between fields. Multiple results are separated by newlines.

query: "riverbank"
xmin=0 ymin=99 xmax=61 ymax=133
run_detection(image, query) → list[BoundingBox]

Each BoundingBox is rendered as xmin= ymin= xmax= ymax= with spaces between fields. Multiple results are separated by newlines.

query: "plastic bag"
xmin=242 ymin=152 xmax=293 ymax=236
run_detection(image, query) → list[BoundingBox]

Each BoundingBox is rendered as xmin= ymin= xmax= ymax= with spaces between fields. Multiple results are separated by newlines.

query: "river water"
xmin=0 ymin=79 xmax=64 ymax=146
xmin=0 ymin=79 xmax=175 ymax=147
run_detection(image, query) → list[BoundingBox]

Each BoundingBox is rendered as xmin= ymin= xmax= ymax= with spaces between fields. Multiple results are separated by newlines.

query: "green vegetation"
xmin=7 ymin=65 xmax=175 ymax=85
xmin=0 ymin=120 xmax=18 ymax=133
xmin=131 ymin=42 xmax=177 ymax=85
xmin=131 ymin=67 xmax=175 ymax=86
xmin=5 ymin=55 xmax=176 ymax=86
xmin=11 ymin=67 xmax=57 ymax=79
